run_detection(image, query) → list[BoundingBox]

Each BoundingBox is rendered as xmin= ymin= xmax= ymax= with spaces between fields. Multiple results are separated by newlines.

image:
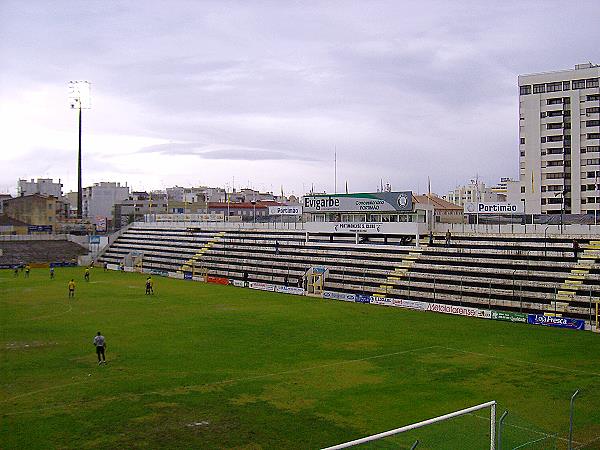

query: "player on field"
xmin=68 ymin=279 xmax=76 ymax=298
xmin=50 ymin=266 xmax=55 ymax=279
xmin=13 ymin=266 xmax=19 ymax=277
xmin=145 ymin=276 xmax=154 ymax=295
xmin=25 ymin=264 xmax=30 ymax=278
xmin=93 ymin=331 xmax=107 ymax=365
xmin=84 ymin=267 xmax=90 ymax=282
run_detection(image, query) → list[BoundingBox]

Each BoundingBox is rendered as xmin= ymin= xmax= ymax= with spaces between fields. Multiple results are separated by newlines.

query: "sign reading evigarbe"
xmin=303 ymin=191 xmax=412 ymax=213
xmin=268 ymin=205 xmax=302 ymax=215
xmin=464 ymin=202 xmax=523 ymax=214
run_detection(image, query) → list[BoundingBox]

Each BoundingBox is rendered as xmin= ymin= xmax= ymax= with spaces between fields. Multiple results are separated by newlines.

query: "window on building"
xmin=547 ymin=135 xmax=563 ymax=142
xmin=520 ymin=137 xmax=525 ymax=144
xmin=563 ymin=97 xmax=571 ymax=104
xmin=547 ymin=82 xmax=562 ymax=92
xmin=547 ymin=98 xmax=562 ymax=105
xmin=586 ymin=94 xmax=600 ymax=101
xmin=545 ymin=173 xmax=564 ymax=179
xmin=587 ymin=158 xmax=600 ymax=165
xmin=581 ymin=185 xmax=587 ymax=191
xmin=588 ymin=133 xmax=600 ymax=139
xmin=563 ymin=110 xmax=571 ymax=117
xmin=587 ymin=171 xmax=597 ymax=178
xmin=588 ymin=197 xmax=596 ymax=204
xmin=587 ymin=78 xmax=599 ymax=88
xmin=520 ymin=186 xmax=525 ymax=193
xmin=533 ymin=83 xmax=546 ymax=94
xmin=548 ymin=197 xmax=562 ymax=204
xmin=573 ymin=79 xmax=586 ymax=89
xmin=587 ymin=107 xmax=600 ymax=114
xmin=541 ymin=186 xmax=547 ymax=192
xmin=547 ymin=122 xmax=562 ymax=130
xmin=587 ymin=120 xmax=600 ymax=127
xmin=519 ymin=85 xmax=531 ymax=95
xmin=547 ymin=160 xmax=564 ymax=167
xmin=541 ymin=198 xmax=547 ymax=205
xmin=563 ymin=81 xmax=571 ymax=91
xmin=546 ymin=185 xmax=563 ymax=191
xmin=540 ymin=112 xmax=547 ymax=118
xmin=563 ymin=122 xmax=571 ymax=130
xmin=541 ymin=137 xmax=547 ymax=143
xmin=587 ymin=145 xmax=600 ymax=152
xmin=547 ymin=110 xmax=563 ymax=117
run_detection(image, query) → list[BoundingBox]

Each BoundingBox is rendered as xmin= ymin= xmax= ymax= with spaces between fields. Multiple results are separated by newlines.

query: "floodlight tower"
xmin=68 ymin=81 xmax=91 ymax=220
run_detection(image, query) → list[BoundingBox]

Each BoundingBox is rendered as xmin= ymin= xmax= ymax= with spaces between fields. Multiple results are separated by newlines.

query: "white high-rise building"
xmin=518 ymin=63 xmax=600 ymax=215
xmin=81 ymin=182 xmax=130 ymax=228
xmin=18 ymin=178 xmax=63 ymax=198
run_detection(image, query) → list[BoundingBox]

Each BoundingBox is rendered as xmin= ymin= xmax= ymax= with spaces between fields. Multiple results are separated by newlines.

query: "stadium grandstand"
xmin=98 ymin=191 xmax=600 ymax=327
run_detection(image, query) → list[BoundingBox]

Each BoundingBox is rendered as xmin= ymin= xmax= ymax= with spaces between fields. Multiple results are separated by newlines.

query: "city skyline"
xmin=1 ymin=1 xmax=599 ymax=196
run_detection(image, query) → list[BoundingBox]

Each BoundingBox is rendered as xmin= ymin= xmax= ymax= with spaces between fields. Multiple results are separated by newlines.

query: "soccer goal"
xmin=321 ymin=401 xmax=497 ymax=450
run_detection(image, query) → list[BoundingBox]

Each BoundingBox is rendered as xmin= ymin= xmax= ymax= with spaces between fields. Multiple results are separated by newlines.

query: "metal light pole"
xmin=68 ymin=81 xmax=91 ymax=220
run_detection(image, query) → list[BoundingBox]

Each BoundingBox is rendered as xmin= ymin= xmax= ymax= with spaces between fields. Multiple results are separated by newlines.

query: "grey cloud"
xmin=139 ymin=142 xmax=319 ymax=162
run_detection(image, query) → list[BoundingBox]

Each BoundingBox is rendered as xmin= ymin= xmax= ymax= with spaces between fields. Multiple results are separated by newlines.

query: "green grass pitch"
xmin=1 ymin=267 xmax=599 ymax=449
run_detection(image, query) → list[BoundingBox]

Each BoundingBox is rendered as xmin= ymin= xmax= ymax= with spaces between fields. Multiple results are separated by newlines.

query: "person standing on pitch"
xmin=84 ymin=267 xmax=90 ymax=282
xmin=93 ymin=331 xmax=107 ymax=365
xmin=13 ymin=266 xmax=19 ymax=277
xmin=50 ymin=266 xmax=55 ymax=279
xmin=145 ymin=276 xmax=154 ymax=295
xmin=25 ymin=264 xmax=30 ymax=278
xmin=68 ymin=279 xmax=75 ymax=298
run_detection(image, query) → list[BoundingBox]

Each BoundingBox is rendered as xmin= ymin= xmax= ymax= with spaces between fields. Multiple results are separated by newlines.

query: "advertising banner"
xmin=428 ymin=302 xmax=492 ymax=319
xmin=150 ymin=269 xmax=169 ymax=277
xmin=355 ymin=294 xmax=372 ymax=304
xmin=275 ymin=285 xmax=305 ymax=296
xmin=464 ymin=202 xmax=522 ymax=214
xmin=169 ymin=272 xmax=184 ymax=279
xmin=28 ymin=225 xmax=52 ymax=233
xmin=303 ymin=191 xmax=413 ymax=213
xmin=154 ymin=213 xmax=224 ymax=222
xmin=491 ymin=310 xmax=528 ymax=323
xmin=268 ymin=205 xmax=303 ymax=215
xmin=89 ymin=235 xmax=101 ymax=244
xmin=207 ymin=276 xmax=229 ymax=285
xmin=184 ymin=272 xmax=193 ymax=280
xmin=333 ymin=222 xmax=384 ymax=234
xmin=527 ymin=314 xmax=585 ymax=330
xmin=95 ymin=217 xmax=107 ymax=232
xmin=231 ymin=279 xmax=245 ymax=287
xmin=249 ymin=281 xmax=276 ymax=291
xmin=400 ymin=299 xmax=430 ymax=311
xmin=322 ymin=291 xmax=356 ymax=302
xmin=107 ymin=264 xmax=119 ymax=271
xmin=370 ymin=297 xmax=394 ymax=306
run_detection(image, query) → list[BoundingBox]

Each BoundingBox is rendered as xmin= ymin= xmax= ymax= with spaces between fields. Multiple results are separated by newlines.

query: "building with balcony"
xmin=518 ymin=62 xmax=600 ymax=215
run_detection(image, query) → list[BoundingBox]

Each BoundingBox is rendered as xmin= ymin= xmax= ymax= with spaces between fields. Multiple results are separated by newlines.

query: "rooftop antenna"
xmin=334 ymin=147 xmax=337 ymax=194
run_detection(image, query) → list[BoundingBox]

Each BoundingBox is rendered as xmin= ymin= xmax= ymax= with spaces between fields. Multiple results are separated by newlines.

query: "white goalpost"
xmin=321 ymin=400 xmax=497 ymax=450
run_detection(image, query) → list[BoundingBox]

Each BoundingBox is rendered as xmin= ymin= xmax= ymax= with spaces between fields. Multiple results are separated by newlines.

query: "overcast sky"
xmin=1 ymin=1 xmax=599 ymax=197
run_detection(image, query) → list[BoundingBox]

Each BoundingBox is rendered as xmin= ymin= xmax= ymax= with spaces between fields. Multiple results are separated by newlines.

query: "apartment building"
xmin=518 ymin=63 xmax=600 ymax=214
xmin=18 ymin=178 xmax=63 ymax=198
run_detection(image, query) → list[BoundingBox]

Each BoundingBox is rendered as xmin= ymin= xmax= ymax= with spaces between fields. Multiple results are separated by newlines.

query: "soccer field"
xmin=1 ymin=267 xmax=599 ymax=449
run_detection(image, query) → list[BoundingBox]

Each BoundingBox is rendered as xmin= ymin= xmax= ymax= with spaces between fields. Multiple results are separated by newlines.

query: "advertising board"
xmin=303 ymin=191 xmax=412 ymax=213
xmin=399 ymin=299 xmax=430 ymax=311
xmin=428 ymin=302 xmax=491 ymax=319
xmin=184 ymin=272 xmax=193 ymax=280
xmin=154 ymin=213 xmax=224 ymax=222
xmin=464 ymin=202 xmax=522 ymax=214
xmin=527 ymin=314 xmax=585 ymax=330
xmin=28 ymin=225 xmax=52 ymax=233
xmin=231 ymin=279 xmax=245 ymax=288
xmin=322 ymin=291 xmax=356 ymax=302
xmin=355 ymin=294 xmax=372 ymax=304
xmin=491 ymin=310 xmax=528 ymax=323
xmin=370 ymin=297 xmax=394 ymax=306
xmin=95 ymin=217 xmax=107 ymax=232
xmin=249 ymin=282 xmax=276 ymax=291
xmin=207 ymin=276 xmax=229 ymax=285
xmin=275 ymin=285 xmax=305 ymax=296
xmin=268 ymin=206 xmax=303 ymax=215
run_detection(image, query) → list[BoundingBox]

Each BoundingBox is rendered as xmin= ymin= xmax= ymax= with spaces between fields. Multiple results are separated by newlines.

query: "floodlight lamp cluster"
xmin=68 ymin=80 xmax=92 ymax=109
